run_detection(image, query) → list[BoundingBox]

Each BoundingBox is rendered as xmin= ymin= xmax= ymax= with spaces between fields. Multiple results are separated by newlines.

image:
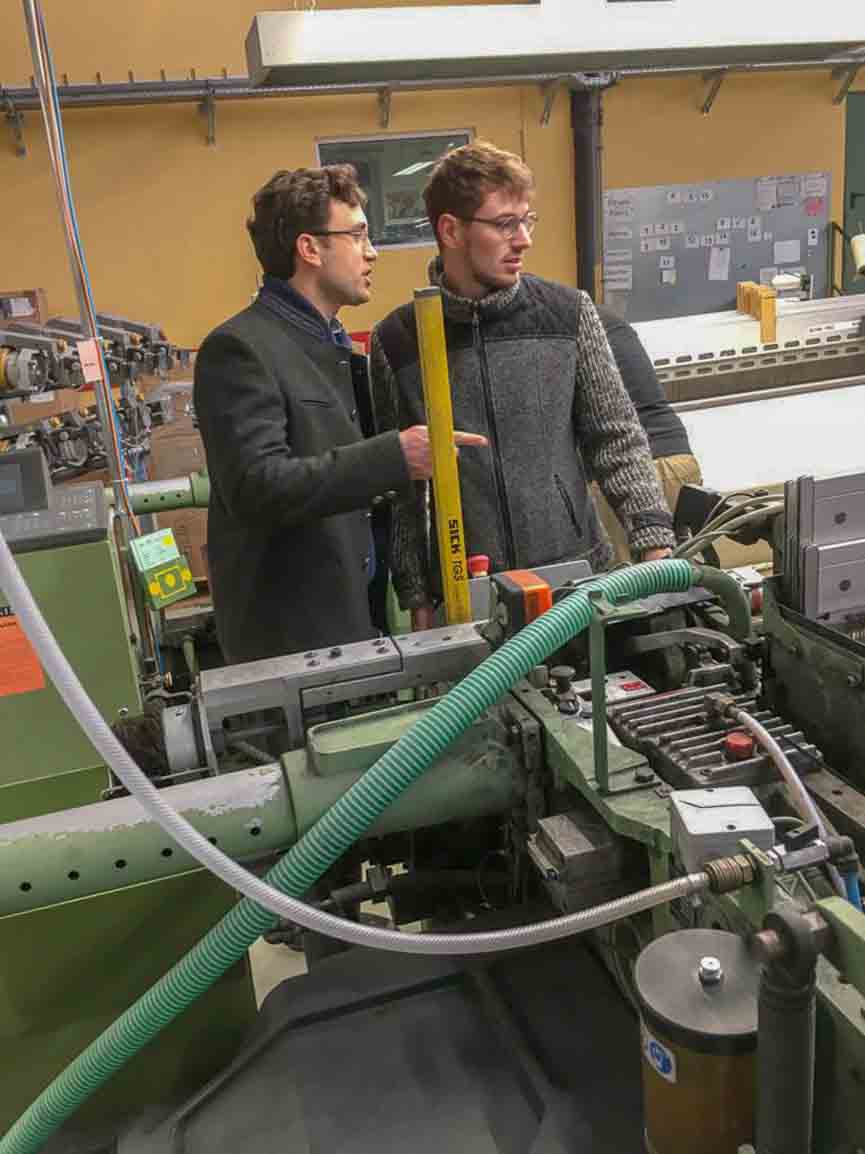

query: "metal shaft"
xmin=21 ymin=0 xmax=126 ymax=504
xmin=0 ymin=741 xmax=524 ymax=917
xmin=117 ymin=473 xmax=211 ymax=513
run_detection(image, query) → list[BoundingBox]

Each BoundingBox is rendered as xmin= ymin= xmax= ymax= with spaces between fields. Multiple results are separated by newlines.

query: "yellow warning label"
xmin=0 ymin=610 xmax=46 ymax=697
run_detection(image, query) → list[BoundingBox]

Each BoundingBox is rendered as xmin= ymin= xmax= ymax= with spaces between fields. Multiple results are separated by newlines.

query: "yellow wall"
xmin=0 ymin=1 xmax=531 ymax=85
xmin=0 ymin=4 xmax=570 ymax=347
xmin=0 ymin=2 xmax=859 ymax=347
xmin=602 ymin=70 xmax=857 ymax=239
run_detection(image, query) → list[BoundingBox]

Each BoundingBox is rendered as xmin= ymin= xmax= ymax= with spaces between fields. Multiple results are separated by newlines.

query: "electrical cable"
xmin=673 ymin=504 xmax=784 ymax=559
xmin=672 ymin=491 xmax=783 ymax=560
xmin=732 ymin=707 xmax=847 ymax=900
xmin=701 ymin=489 xmax=775 ymax=527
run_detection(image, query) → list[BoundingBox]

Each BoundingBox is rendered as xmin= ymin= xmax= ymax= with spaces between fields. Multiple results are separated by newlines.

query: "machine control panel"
xmin=0 ymin=483 xmax=109 ymax=553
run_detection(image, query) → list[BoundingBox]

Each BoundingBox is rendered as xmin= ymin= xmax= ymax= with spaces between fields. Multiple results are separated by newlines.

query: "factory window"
xmin=317 ymin=131 xmax=471 ymax=248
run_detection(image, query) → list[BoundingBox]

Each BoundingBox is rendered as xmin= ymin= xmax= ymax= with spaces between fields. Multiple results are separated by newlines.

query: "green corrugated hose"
xmin=1 ymin=560 xmax=706 ymax=1154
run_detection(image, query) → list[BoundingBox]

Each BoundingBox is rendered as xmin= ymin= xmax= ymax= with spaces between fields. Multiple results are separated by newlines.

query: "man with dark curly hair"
xmin=195 ymin=166 xmax=484 ymax=662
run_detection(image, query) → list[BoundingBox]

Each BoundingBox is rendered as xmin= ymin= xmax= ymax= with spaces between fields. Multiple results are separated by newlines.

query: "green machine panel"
xmin=1 ymin=538 xmax=141 ymax=821
xmin=0 ymin=871 xmax=257 ymax=1138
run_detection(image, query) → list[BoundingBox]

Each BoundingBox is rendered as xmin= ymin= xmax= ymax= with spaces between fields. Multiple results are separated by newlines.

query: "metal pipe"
xmin=3 ymin=53 xmax=862 ymax=112
xmin=0 ymin=738 xmax=524 ymax=916
xmin=181 ymin=635 xmax=198 ymax=681
xmin=756 ymin=963 xmax=817 ymax=1154
xmin=1 ymin=72 xmax=612 ymax=110
xmin=617 ymin=57 xmax=864 ymax=78
xmin=20 ymin=4 xmax=88 ymax=327
xmin=116 ymin=472 xmax=210 ymax=513
xmin=691 ymin=563 xmax=753 ymax=640
xmin=571 ymin=87 xmax=604 ymax=299
xmin=19 ymin=0 xmax=127 ymax=511
xmin=732 ymin=707 xmax=847 ymax=898
xmin=225 ymin=738 xmax=273 ymax=767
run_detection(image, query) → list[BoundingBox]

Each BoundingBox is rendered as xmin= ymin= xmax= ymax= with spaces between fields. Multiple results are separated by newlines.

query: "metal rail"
xmin=672 ymin=371 xmax=865 ymax=412
xmin=3 ymin=52 xmax=864 ymax=111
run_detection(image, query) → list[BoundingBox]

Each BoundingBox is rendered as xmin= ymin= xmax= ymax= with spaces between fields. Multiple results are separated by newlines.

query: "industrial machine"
xmin=0 ymin=312 xmax=189 ymax=481
xmin=0 ymin=312 xmax=187 ymax=396
xmin=1 ymin=454 xmax=865 ymax=1154
xmin=5 ymin=5 xmax=865 ymax=1153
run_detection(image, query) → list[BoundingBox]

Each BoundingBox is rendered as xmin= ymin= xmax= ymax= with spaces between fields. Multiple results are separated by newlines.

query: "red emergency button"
xmin=724 ymin=731 xmax=755 ymax=762
xmin=468 ymin=554 xmax=491 ymax=577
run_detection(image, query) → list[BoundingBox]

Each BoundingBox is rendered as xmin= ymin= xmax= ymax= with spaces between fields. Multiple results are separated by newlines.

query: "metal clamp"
xmin=832 ymin=63 xmax=861 ymax=106
xmin=700 ymin=70 xmax=726 ymax=116
xmin=199 ymin=84 xmax=216 ymax=146
xmin=4 ymin=93 xmax=26 ymax=157
xmin=771 ymin=838 xmax=830 ymax=875
xmin=377 ymin=87 xmax=391 ymax=129
xmin=540 ymin=80 xmax=558 ymax=126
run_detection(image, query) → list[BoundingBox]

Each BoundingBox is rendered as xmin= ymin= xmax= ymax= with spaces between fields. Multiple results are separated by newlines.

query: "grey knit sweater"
xmin=371 ymin=265 xmax=674 ymax=609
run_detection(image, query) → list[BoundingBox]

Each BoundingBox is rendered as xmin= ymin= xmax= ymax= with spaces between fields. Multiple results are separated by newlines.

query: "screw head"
xmin=698 ymin=956 xmax=723 ymax=985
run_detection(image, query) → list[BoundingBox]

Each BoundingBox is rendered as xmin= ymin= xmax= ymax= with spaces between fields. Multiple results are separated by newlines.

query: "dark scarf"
xmin=258 ymin=275 xmax=353 ymax=349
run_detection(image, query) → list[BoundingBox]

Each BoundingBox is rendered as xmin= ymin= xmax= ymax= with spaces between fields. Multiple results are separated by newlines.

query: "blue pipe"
xmin=844 ymin=869 xmax=863 ymax=911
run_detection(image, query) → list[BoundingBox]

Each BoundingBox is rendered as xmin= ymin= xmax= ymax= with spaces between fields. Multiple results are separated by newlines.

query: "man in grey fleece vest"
xmin=370 ymin=141 xmax=675 ymax=628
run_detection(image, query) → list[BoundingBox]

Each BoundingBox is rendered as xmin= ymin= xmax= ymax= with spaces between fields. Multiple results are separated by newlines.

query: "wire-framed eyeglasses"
xmin=459 ymin=211 xmax=538 ymax=239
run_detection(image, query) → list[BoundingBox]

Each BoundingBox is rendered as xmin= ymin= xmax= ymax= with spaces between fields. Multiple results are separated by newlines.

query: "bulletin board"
xmin=602 ymin=172 xmax=830 ymax=322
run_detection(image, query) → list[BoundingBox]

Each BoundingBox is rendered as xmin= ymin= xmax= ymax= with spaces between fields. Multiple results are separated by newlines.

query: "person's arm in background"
xmin=597 ymin=306 xmax=702 ymax=527
xmin=572 ymin=295 xmax=675 ymax=560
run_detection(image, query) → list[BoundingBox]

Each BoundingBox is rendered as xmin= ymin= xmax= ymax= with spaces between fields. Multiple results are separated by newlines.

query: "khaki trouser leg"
xmin=593 ymin=453 xmax=703 ymax=565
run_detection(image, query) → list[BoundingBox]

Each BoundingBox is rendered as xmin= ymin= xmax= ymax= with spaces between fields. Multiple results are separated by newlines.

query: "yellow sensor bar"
xmin=413 ymin=287 xmax=471 ymax=625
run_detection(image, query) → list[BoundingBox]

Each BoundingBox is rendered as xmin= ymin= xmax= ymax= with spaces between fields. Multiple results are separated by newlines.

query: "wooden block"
xmin=736 ymin=281 xmax=756 ymax=314
xmin=759 ymin=286 xmax=777 ymax=344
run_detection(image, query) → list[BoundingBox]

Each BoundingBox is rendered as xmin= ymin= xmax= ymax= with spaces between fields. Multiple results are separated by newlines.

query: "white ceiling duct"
xmin=246 ymin=2 xmax=865 ymax=87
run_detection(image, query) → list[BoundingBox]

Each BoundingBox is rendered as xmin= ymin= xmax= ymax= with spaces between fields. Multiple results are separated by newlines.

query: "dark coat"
xmin=596 ymin=307 xmax=692 ymax=460
xmin=193 ymin=298 xmax=409 ymax=664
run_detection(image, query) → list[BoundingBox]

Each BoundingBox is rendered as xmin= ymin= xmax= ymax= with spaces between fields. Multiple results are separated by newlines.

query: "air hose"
xmin=0 ymin=557 xmax=737 ymax=1154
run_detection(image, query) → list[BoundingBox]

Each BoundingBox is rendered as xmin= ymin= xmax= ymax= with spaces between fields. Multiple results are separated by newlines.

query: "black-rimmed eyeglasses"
xmin=458 ymin=212 xmax=538 ymax=239
xmin=307 ymin=225 xmax=372 ymax=244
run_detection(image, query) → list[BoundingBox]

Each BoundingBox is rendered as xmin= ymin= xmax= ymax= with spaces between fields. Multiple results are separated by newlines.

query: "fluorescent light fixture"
xmin=392 ymin=160 xmax=437 ymax=177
